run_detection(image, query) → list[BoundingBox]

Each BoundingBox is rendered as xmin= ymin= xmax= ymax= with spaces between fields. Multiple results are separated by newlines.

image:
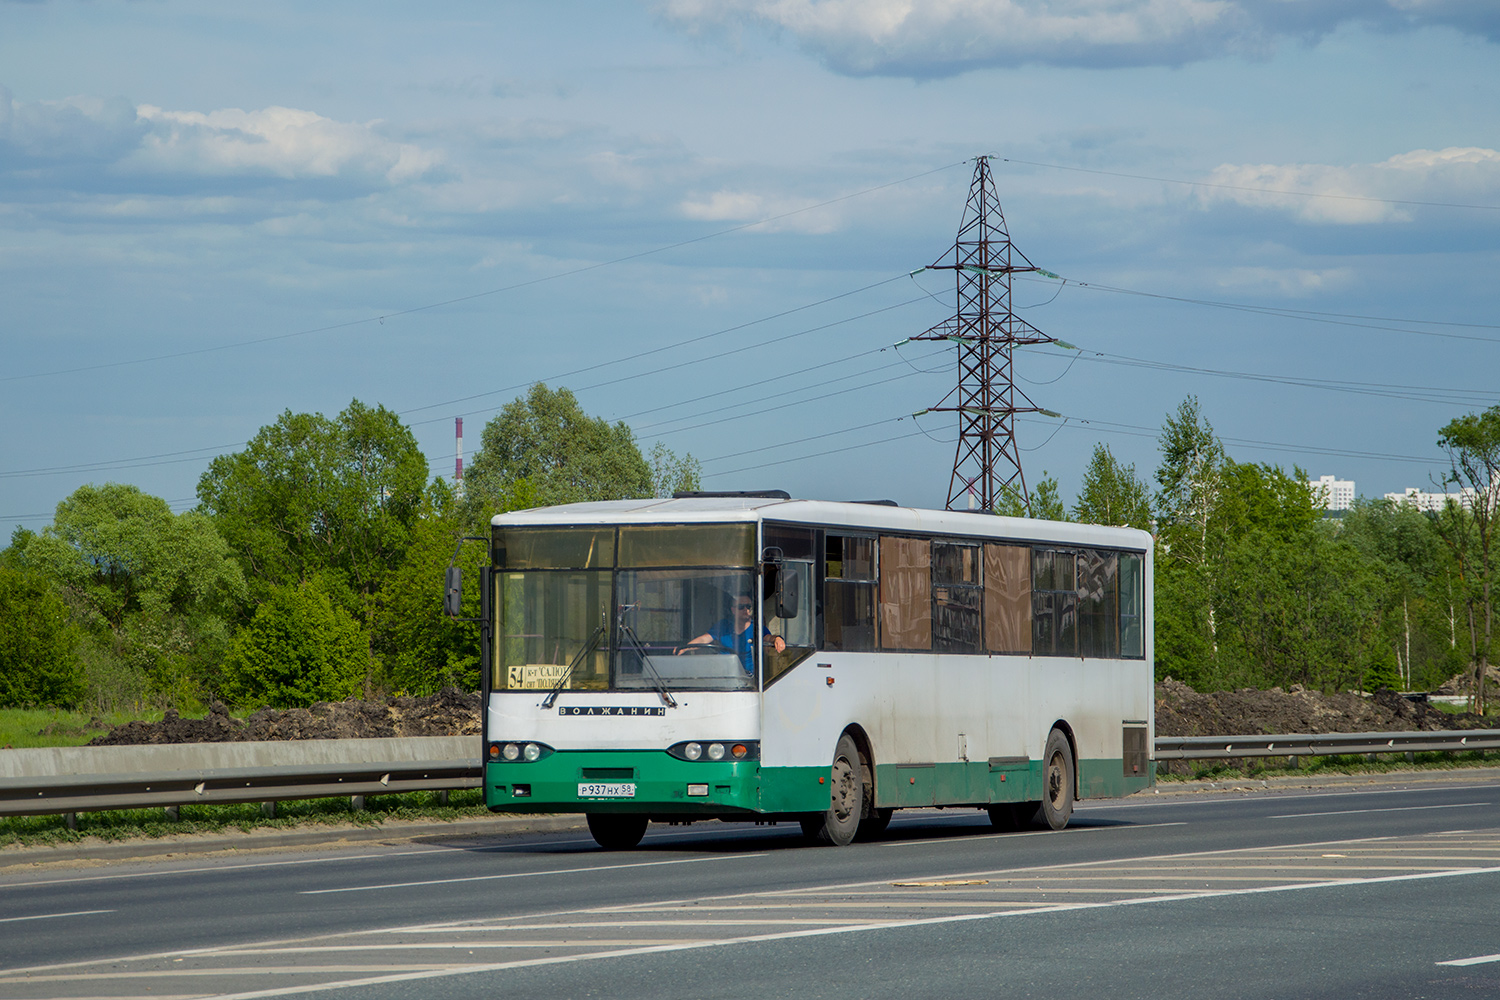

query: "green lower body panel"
xmin=874 ymin=758 xmax=1152 ymax=809
xmin=487 ymin=753 xmax=832 ymax=818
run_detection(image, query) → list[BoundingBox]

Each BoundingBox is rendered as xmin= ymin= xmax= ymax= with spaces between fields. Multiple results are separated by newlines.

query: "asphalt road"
xmin=4 ymin=772 xmax=1500 ymax=999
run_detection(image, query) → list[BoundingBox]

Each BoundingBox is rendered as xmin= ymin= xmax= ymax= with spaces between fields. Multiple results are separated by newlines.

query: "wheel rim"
xmin=830 ymin=755 xmax=857 ymax=822
xmin=1045 ymin=751 xmax=1066 ymax=809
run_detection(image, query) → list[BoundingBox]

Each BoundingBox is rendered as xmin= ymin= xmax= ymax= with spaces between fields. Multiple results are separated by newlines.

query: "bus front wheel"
xmin=801 ymin=733 xmax=863 ymax=846
xmin=1038 ymin=729 xmax=1074 ymax=830
xmin=587 ymin=813 xmax=648 ymax=850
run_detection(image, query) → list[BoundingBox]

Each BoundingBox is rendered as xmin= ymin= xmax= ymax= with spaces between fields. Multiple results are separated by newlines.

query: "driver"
xmin=680 ymin=596 xmax=785 ymax=673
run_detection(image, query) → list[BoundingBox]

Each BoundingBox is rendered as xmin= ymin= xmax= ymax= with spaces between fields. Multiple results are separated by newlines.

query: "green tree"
xmin=372 ymin=485 xmax=485 ymax=695
xmin=1154 ymin=395 xmax=1225 ymax=566
xmin=462 ymin=384 xmax=653 ymax=525
xmin=15 ymin=484 xmax=245 ymax=708
xmin=220 ymin=583 xmax=370 ymax=708
xmin=1341 ymin=498 xmax=1454 ymax=690
xmin=648 ymin=441 xmax=702 ymax=498
xmin=197 ymin=400 xmax=429 ymax=608
xmin=993 ymin=472 xmax=1066 ymax=520
xmin=1073 ymin=444 xmax=1152 ymax=529
xmin=0 ymin=565 xmax=83 ymax=708
xmin=1152 ymin=397 xmax=1226 ymax=685
xmin=1435 ymin=402 xmax=1500 ymax=711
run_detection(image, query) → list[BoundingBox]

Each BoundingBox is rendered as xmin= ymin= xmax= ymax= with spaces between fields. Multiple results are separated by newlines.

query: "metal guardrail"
xmin=1154 ymin=730 xmax=1500 ymax=760
xmin=0 ymin=737 xmax=479 ymax=818
xmin=4 ymin=729 xmax=1500 ymax=820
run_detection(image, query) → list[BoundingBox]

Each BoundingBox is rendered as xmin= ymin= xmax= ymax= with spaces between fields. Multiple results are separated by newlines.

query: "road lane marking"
xmin=1 ymin=848 xmax=450 ymax=888
xmin=880 ymin=820 xmax=1186 ymax=847
xmin=300 ymin=853 xmax=766 ymax=894
xmin=0 ymin=908 xmax=113 ymax=924
xmin=1270 ymin=802 xmax=1489 ymax=819
xmin=183 ymin=863 xmax=1500 ymax=1000
xmin=1439 ymin=953 xmax=1500 ymax=967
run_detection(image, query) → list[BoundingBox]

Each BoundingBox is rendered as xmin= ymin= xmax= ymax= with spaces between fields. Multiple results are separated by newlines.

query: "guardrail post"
xmin=350 ymin=795 xmax=365 ymax=811
xmin=1288 ymin=756 xmax=1299 ymax=769
xmin=261 ymin=801 xmax=276 ymax=819
xmin=1406 ymin=751 xmax=1415 ymax=764
xmin=64 ymin=812 xmax=77 ymax=831
xmin=163 ymin=805 xmax=179 ymax=821
xmin=437 ymin=790 xmax=449 ymax=806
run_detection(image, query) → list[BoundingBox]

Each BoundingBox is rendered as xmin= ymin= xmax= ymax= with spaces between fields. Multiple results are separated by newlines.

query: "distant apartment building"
xmin=1385 ymin=486 xmax=1480 ymax=513
xmin=1309 ymin=475 xmax=1355 ymax=511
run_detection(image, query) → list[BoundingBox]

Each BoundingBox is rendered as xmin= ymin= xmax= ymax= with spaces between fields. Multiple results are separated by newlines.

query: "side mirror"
xmin=444 ymin=566 xmax=462 ymax=617
xmin=775 ymin=568 xmax=800 ymax=620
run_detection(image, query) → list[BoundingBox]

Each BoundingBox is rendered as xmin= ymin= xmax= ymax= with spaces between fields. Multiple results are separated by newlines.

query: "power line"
xmin=1018 ymin=272 xmax=1500 ymax=345
xmin=4 ymin=162 xmax=968 ymax=385
xmin=1025 ymin=345 xmax=1498 ymax=407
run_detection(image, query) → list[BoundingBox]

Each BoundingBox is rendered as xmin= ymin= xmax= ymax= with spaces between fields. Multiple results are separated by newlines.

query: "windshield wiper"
xmin=616 ymin=613 xmax=678 ymax=709
xmin=540 ymin=615 xmax=607 ymax=710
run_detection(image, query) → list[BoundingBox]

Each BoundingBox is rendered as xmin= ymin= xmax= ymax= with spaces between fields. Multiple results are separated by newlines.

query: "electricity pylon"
xmin=913 ymin=156 xmax=1056 ymax=513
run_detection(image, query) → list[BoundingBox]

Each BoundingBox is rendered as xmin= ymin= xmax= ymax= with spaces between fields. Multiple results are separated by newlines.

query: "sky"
xmin=3 ymin=0 xmax=1499 ymax=529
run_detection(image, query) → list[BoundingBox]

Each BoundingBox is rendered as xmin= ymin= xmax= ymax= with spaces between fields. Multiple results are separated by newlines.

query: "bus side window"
xmin=932 ymin=540 xmax=980 ymax=653
xmin=1077 ymin=549 xmax=1119 ymax=658
xmin=984 ymin=543 xmax=1030 ymax=654
xmin=879 ymin=535 xmax=931 ymax=651
xmin=1032 ymin=548 xmax=1077 ymax=656
xmin=1119 ymin=553 xmax=1144 ymax=658
xmin=825 ymin=534 xmax=877 ymax=651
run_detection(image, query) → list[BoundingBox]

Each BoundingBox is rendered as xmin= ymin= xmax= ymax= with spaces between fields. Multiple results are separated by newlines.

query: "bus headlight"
xmin=493 ymin=741 xmax=554 ymax=763
xmin=667 ymin=740 xmax=758 ymax=762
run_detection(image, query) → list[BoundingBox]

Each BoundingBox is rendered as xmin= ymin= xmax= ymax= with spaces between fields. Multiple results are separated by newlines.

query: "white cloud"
xmin=680 ymin=188 xmax=845 ymax=233
xmin=660 ymin=0 xmax=1500 ymax=75
xmin=1197 ymin=146 xmax=1500 ymax=224
xmin=128 ymin=105 xmax=439 ymax=183
xmin=0 ymin=88 xmax=439 ymax=190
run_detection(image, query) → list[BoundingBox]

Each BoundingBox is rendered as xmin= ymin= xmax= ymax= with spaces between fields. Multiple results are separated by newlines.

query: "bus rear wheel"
xmin=801 ymin=733 xmax=863 ymax=846
xmin=587 ymin=813 xmax=648 ymax=849
xmin=1038 ymin=729 xmax=1074 ymax=830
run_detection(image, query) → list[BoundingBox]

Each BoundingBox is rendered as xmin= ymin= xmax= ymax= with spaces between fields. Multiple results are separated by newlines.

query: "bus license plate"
xmin=578 ymin=782 xmax=636 ymax=799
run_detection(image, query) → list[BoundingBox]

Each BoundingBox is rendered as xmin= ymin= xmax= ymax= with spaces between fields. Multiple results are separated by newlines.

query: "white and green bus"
xmin=468 ymin=492 xmax=1153 ymax=848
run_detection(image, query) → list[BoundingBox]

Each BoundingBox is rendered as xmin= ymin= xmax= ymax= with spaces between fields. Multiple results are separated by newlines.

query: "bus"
xmin=456 ymin=492 xmax=1153 ymax=848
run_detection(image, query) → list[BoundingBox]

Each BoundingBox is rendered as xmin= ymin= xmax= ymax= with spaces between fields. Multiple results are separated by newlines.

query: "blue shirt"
xmin=706 ymin=618 xmax=766 ymax=673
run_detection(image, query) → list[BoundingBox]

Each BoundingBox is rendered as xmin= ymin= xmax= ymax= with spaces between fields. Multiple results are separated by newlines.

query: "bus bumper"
xmin=486 ymin=751 xmax=766 ymax=816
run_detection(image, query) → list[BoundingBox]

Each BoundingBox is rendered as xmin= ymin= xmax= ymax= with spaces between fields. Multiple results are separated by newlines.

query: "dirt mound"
xmin=86 ymin=682 xmax=1489 ymax=746
xmin=1154 ymin=678 xmax=1490 ymax=737
xmin=89 ymin=688 xmax=481 ymax=745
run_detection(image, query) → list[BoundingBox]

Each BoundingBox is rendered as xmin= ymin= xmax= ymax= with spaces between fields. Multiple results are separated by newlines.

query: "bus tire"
xmin=801 ymin=733 xmax=863 ymax=846
xmin=1039 ymin=729 xmax=1074 ymax=830
xmin=587 ymin=813 xmax=648 ymax=850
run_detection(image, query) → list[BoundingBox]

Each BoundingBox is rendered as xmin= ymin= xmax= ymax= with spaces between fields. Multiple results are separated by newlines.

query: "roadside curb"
xmin=0 ymin=813 xmax=588 ymax=870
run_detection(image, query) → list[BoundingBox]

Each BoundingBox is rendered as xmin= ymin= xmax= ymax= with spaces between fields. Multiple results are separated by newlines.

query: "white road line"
xmin=300 ymin=853 xmax=766 ymax=894
xmin=0 ymin=908 xmax=113 ymax=924
xmin=1438 ymin=953 xmax=1500 ymax=967
xmin=1 ymin=848 xmax=448 ymax=889
xmin=880 ymin=820 xmax=1187 ymax=847
xmin=1270 ymin=803 xmax=1490 ymax=819
xmin=192 ymin=863 xmax=1500 ymax=1000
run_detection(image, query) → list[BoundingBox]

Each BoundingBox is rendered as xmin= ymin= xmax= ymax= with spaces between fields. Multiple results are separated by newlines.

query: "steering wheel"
xmin=677 ymin=640 xmax=731 ymax=655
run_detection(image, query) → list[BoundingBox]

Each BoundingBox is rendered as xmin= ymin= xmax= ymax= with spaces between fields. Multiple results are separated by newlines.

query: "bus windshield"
xmin=494 ymin=524 xmax=758 ymax=694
